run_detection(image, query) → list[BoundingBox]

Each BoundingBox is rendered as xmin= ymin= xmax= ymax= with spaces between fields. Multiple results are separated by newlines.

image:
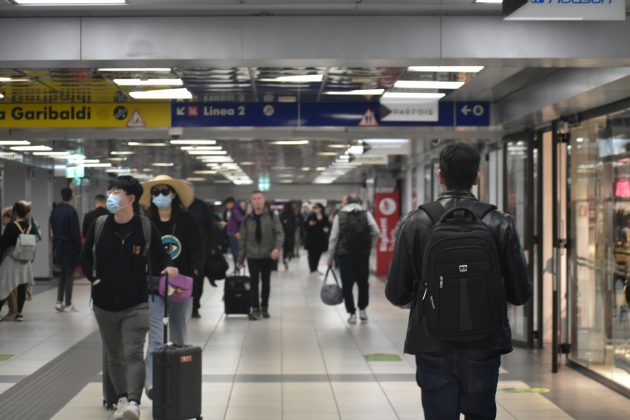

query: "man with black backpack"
xmin=328 ymin=194 xmax=380 ymax=324
xmin=386 ymin=143 xmax=531 ymax=420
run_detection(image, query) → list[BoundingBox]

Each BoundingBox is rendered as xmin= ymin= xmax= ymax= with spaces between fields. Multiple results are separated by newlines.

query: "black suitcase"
xmin=224 ymin=274 xmax=251 ymax=315
xmin=152 ymin=278 xmax=203 ymax=420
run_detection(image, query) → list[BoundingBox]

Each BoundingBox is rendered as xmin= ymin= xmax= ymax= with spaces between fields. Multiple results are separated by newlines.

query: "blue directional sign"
xmin=171 ymin=101 xmax=490 ymax=128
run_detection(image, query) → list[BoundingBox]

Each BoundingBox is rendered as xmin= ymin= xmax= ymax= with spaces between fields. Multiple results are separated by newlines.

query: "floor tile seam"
xmin=330 ymin=299 xmax=402 ymax=420
xmin=300 ymin=271 xmax=343 ymax=420
xmin=222 ymin=307 xmax=254 ymax=420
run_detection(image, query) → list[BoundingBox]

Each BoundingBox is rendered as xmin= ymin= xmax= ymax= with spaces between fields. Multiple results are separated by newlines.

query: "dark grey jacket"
xmin=237 ymin=210 xmax=284 ymax=262
xmin=385 ymin=191 xmax=531 ymax=355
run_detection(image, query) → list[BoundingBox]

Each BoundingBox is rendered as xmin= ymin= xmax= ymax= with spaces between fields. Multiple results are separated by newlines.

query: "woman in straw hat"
xmin=140 ymin=175 xmax=204 ymax=399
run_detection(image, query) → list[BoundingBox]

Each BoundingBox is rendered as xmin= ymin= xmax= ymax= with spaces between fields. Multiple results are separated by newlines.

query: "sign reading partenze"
xmin=504 ymin=0 xmax=625 ymax=21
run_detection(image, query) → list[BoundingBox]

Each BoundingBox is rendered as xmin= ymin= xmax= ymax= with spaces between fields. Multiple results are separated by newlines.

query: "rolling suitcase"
xmin=224 ymin=271 xmax=251 ymax=316
xmin=153 ymin=277 xmax=203 ymax=420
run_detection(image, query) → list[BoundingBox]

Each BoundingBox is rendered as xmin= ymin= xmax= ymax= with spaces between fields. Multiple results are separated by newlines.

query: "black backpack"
xmin=339 ymin=210 xmax=372 ymax=255
xmin=419 ymin=201 xmax=506 ymax=343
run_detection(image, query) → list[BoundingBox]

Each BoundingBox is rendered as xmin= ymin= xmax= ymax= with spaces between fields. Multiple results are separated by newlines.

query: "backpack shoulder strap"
xmin=14 ymin=221 xmax=25 ymax=234
xmin=139 ymin=216 xmax=152 ymax=256
xmin=94 ymin=215 xmax=108 ymax=244
xmin=468 ymin=202 xmax=497 ymax=221
xmin=419 ymin=202 xmax=447 ymax=224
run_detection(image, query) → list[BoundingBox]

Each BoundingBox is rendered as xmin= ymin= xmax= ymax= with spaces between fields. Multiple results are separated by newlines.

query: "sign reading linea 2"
xmin=504 ymin=0 xmax=625 ymax=20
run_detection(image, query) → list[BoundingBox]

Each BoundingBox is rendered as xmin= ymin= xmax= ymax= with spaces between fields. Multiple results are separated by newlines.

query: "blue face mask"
xmin=106 ymin=194 xmax=122 ymax=214
xmin=152 ymin=194 xmax=172 ymax=209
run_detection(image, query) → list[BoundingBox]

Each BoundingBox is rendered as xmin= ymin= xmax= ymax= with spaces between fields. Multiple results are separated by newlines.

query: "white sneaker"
xmin=359 ymin=310 xmax=368 ymax=323
xmin=64 ymin=305 xmax=79 ymax=313
xmin=113 ymin=397 xmax=128 ymax=419
xmin=348 ymin=313 xmax=357 ymax=324
xmin=55 ymin=302 xmax=64 ymax=312
xmin=123 ymin=400 xmax=140 ymax=420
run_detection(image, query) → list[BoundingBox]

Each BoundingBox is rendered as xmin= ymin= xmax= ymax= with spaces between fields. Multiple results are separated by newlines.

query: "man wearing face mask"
xmin=80 ymin=176 xmax=178 ymax=420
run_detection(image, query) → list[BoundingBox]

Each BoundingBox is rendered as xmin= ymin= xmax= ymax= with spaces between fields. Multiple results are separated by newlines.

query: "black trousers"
xmin=192 ymin=272 xmax=206 ymax=312
xmin=338 ymin=254 xmax=370 ymax=314
xmin=307 ymin=249 xmax=324 ymax=273
xmin=247 ymin=258 xmax=273 ymax=310
xmin=0 ymin=283 xmax=27 ymax=313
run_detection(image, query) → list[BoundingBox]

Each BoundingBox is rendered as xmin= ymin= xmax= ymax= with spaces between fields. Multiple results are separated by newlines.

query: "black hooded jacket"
xmin=385 ymin=191 xmax=531 ymax=355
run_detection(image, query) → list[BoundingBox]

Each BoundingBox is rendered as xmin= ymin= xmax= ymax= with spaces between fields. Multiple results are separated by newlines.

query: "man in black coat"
xmin=82 ymin=194 xmax=109 ymax=237
xmin=50 ymin=187 xmax=82 ymax=312
xmin=386 ymin=143 xmax=531 ymax=420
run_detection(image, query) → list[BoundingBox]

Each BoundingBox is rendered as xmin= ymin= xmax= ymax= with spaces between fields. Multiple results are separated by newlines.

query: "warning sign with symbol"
xmin=126 ymin=109 xmax=146 ymax=128
xmin=358 ymin=109 xmax=379 ymax=127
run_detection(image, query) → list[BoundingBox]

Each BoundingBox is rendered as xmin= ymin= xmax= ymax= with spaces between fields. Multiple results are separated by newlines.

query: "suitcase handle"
xmin=161 ymin=275 xmax=169 ymax=344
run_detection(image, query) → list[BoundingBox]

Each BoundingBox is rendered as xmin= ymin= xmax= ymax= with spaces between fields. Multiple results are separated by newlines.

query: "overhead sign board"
xmin=356 ymin=154 xmax=389 ymax=165
xmin=0 ymin=103 xmax=170 ymax=129
xmin=504 ymin=0 xmax=625 ymax=21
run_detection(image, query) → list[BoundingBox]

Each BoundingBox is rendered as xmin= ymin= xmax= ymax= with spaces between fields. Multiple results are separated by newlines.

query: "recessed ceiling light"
xmin=129 ymin=88 xmax=192 ymax=100
xmin=473 ymin=0 xmax=502 ymax=4
xmin=240 ymin=162 xmax=255 ymax=166
xmin=113 ymin=78 xmax=183 ymax=87
xmin=382 ymin=92 xmax=446 ymax=100
xmin=271 ymin=140 xmax=309 ymax=146
xmin=188 ymin=150 xmax=228 ymax=155
xmin=324 ymin=89 xmax=385 ymax=96
xmin=0 ymin=140 xmax=30 ymax=146
xmin=170 ymin=139 xmax=216 ymax=145
xmin=394 ymin=81 xmax=465 ymax=89
xmin=0 ymin=77 xmax=31 ymax=82
xmin=98 ymin=67 xmax=171 ymax=72
xmin=83 ymin=162 xmax=113 ymax=168
xmin=260 ymin=75 xmax=324 ymax=83
xmin=12 ymin=0 xmax=127 ymax=4
xmin=128 ymin=142 xmax=167 ymax=147
xmin=10 ymin=145 xmax=52 ymax=152
xmin=151 ymin=162 xmax=174 ymax=167
xmin=407 ymin=66 xmax=485 ymax=73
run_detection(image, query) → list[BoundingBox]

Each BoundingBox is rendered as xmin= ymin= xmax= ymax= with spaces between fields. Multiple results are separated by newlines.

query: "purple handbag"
xmin=159 ymin=274 xmax=193 ymax=303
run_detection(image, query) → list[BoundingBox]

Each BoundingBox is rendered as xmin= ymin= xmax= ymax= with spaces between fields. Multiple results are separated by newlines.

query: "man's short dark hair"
xmin=251 ymin=190 xmax=263 ymax=195
xmin=60 ymin=187 xmax=73 ymax=201
xmin=109 ymin=176 xmax=143 ymax=210
xmin=94 ymin=194 xmax=107 ymax=203
xmin=439 ymin=143 xmax=481 ymax=191
xmin=224 ymin=196 xmax=235 ymax=204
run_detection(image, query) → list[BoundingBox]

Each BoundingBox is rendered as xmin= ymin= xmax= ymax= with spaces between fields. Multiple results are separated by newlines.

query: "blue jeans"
xmin=415 ymin=349 xmax=501 ymax=420
xmin=145 ymin=295 xmax=191 ymax=391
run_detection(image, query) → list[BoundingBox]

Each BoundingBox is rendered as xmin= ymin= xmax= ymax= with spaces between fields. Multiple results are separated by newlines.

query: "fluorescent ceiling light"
xmin=324 ymin=89 xmax=385 ymax=96
xmin=113 ymin=78 xmax=183 ymax=87
xmin=347 ymin=145 xmax=364 ymax=155
xmin=271 ymin=140 xmax=309 ymax=146
xmin=382 ymin=92 xmax=446 ymax=100
xmin=301 ymin=167 xmax=311 ymax=171
xmin=81 ymin=159 xmax=100 ymax=164
xmin=108 ymin=157 xmax=126 ymax=162
xmin=151 ymin=162 xmax=175 ymax=167
xmin=203 ymin=157 xmax=234 ymax=163
xmin=194 ymin=170 xmax=218 ymax=175
xmin=188 ymin=150 xmax=228 ymax=155
xmin=408 ymin=66 xmax=485 ymax=73
xmin=32 ymin=151 xmax=70 ymax=157
xmin=260 ymin=75 xmax=324 ymax=83
xmin=10 ymin=145 xmax=52 ymax=152
xmin=170 ymin=139 xmax=217 ymax=145
xmin=180 ymin=146 xmax=222 ymax=151
xmin=12 ymin=0 xmax=127 ymax=4
xmin=363 ymin=139 xmax=409 ymax=146
xmin=111 ymin=151 xmax=134 ymax=155
xmin=0 ymin=93 xmax=3 ymax=99
xmin=0 ymin=77 xmax=31 ymax=82
xmin=316 ymin=167 xmax=326 ymax=171
xmin=83 ymin=162 xmax=113 ymax=168
xmin=129 ymin=88 xmax=192 ymax=100
xmin=186 ymin=177 xmax=206 ymax=182
xmin=98 ymin=68 xmax=171 ymax=72
xmin=128 ymin=142 xmax=167 ymax=147
xmin=0 ymin=140 xmax=30 ymax=146
xmin=394 ymin=81 xmax=465 ymax=89
xmin=474 ymin=0 xmax=502 ymax=3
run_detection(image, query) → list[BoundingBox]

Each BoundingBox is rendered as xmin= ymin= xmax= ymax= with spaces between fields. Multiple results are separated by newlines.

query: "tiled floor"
xmin=1 ymin=256 xmax=630 ymax=419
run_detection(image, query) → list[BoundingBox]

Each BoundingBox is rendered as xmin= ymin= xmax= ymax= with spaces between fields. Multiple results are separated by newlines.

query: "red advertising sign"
xmin=374 ymin=189 xmax=400 ymax=276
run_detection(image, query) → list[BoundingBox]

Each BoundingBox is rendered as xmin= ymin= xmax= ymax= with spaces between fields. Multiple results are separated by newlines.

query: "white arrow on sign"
xmin=176 ymin=106 xmax=186 ymax=116
xmin=460 ymin=104 xmax=485 ymax=117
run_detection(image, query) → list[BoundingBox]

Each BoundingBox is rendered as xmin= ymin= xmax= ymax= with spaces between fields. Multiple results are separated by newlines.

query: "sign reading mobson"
xmin=504 ymin=0 xmax=625 ymax=20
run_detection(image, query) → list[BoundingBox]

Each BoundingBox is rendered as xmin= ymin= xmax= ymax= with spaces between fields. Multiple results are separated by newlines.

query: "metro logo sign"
xmin=504 ymin=0 xmax=624 ymax=20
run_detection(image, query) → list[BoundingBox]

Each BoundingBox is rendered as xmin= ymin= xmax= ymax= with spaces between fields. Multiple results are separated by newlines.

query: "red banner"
xmin=374 ymin=189 xmax=400 ymax=276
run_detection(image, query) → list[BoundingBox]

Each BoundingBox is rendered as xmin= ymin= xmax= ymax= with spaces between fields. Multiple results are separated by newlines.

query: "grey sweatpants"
xmin=93 ymin=302 xmax=149 ymax=403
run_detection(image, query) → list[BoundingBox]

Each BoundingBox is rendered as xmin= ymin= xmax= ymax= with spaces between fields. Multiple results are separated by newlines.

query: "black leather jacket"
xmin=385 ymin=191 xmax=531 ymax=355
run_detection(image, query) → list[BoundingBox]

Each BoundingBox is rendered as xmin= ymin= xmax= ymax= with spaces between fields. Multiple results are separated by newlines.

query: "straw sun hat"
xmin=140 ymin=175 xmax=194 ymax=208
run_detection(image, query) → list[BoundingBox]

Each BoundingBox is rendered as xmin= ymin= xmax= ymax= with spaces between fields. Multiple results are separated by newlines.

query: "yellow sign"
xmin=0 ymin=103 xmax=170 ymax=128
